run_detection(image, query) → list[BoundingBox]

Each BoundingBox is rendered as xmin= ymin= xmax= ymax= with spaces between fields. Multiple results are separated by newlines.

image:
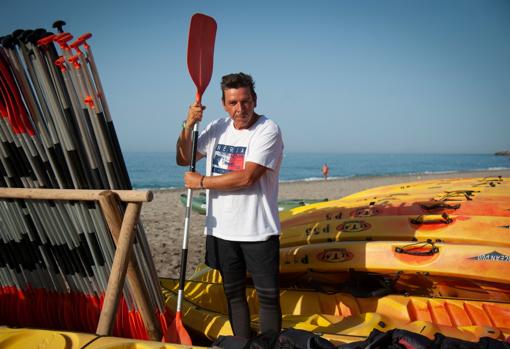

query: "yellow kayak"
xmin=0 ymin=327 xmax=201 ymax=349
xmin=280 ymin=214 xmax=510 ymax=247
xmin=341 ymin=176 xmax=509 ymax=201
xmin=160 ymin=274 xmax=510 ymax=344
xmin=280 ymin=197 xmax=510 ymax=229
xmin=279 ymin=177 xmax=510 ymax=249
xmin=281 ymin=177 xmax=510 ymax=223
xmin=279 ymin=241 xmax=510 ymax=284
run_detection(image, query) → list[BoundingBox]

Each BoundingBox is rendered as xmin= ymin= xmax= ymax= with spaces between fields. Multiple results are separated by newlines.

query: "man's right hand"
xmin=177 ymin=101 xmax=206 ymax=166
xmin=185 ymin=102 xmax=206 ymax=129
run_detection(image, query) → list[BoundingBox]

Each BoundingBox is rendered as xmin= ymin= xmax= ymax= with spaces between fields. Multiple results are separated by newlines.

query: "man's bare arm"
xmin=184 ymin=161 xmax=268 ymax=190
xmin=176 ymin=102 xmax=206 ymax=166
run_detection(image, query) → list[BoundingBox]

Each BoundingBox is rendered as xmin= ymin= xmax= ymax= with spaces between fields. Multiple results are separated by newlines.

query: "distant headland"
xmin=495 ymin=151 xmax=510 ymax=156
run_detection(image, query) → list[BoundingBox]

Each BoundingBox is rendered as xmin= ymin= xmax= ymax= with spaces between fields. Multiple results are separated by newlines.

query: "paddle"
xmin=166 ymin=13 xmax=217 ymax=345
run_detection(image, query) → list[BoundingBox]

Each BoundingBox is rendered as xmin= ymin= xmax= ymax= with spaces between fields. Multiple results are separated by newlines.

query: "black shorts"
xmin=205 ymin=235 xmax=280 ymax=276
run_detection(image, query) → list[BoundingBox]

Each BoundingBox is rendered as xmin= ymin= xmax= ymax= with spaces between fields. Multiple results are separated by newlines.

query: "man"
xmin=322 ymin=163 xmax=329 ymax=180
xmin=176 ymin=73 xmax=284 ymax=338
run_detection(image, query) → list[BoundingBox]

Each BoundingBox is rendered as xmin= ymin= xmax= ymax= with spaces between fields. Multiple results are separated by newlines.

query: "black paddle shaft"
xmin=190 ymin=128 xmax=199 ymax=172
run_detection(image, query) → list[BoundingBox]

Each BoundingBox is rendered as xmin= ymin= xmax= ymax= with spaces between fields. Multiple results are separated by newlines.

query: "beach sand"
xmin=140 ymin=169 xmax=510 ymax=278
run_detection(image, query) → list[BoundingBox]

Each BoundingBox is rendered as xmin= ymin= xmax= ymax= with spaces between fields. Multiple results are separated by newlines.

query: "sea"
xmin=124 ymin=152 xmax=510 ymax=189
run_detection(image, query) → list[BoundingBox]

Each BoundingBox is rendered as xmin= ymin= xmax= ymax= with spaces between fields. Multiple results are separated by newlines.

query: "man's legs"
xmin=222 ymin=270 xmax=252 ymax=338
xmin=215 ymin=237 xmax=252 ymax=338
xmin=250 ymin=271 xmax=281 ymax=333
xmin=214 ymin=235 xmax=281 ymax=336
xmin=242 ymin=235 xmax=282 ymax=334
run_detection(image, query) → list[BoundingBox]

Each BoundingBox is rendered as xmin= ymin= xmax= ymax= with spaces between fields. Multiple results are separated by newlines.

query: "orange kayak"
xmin=280 ymin=214 xmax=510 ymax=247
xmin=279 ymin=241 xmax=510 ymax=284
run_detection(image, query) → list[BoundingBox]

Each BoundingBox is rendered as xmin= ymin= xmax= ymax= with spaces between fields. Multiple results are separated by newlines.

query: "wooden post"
xmin=95 ymin=200 xmax=143 ymax=336
xmin=97 ymin=191 xmax=162 ymax=340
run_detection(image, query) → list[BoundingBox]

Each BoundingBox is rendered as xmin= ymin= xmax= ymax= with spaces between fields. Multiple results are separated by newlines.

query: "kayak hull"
xmin=0 ymin=327 xmax=199 ymax=348
xmin=160 ymin=275 xmax=510 ymax=344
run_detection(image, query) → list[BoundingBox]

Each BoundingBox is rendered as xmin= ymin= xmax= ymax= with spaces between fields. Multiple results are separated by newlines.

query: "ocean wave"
xmin=421 ymin=170 xmax=458 ymax=175
xmin=361 ymin=168 xmax=510 ymax=177
xmin=132 ymin=185 xmax=178 ymax=190
xmin=488 ymin=167 xmax=510 ymax=171
xmin=280 ymin=167 xmax=510 ymax=184
xmin=280 ymin=177 xmax=322 ymax=183
xmin=280 ymin=176 xmax=349 ymax=183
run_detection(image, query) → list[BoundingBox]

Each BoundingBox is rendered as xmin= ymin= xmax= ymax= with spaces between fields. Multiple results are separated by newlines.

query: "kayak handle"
xmin=409 ymin=213 xmax=452 ymax=225
xmin=395 ymin=241 xmax=439 ymax=256
xmin=439 ymin=190 xmax=480 ymax=201
xmin=420 ymin=202 xmax=461 ymax=211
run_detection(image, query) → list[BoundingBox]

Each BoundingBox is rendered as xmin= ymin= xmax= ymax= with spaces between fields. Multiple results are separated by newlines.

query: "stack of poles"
xmin=0 ymin=23 xmax=166 ymax=340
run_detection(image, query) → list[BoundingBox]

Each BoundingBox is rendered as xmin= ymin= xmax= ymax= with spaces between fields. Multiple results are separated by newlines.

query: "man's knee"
xmin=254 ymin=284 xmax=280 ymax=308
xmin=223 ymin=277 xmax=246 ymax=299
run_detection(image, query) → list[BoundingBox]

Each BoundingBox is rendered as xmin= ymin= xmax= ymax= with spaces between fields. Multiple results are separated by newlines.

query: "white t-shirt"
xmin=197 ymin=115 xmax=284 ymax=242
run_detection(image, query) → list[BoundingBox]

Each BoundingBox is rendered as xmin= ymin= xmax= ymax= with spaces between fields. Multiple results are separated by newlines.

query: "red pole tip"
xmin=84 ymin=96 xmax=95 ymax=108
xmin=75 ymin=33 xmax=93 ymax=50
xmin=55 ymin=32 xmax=73 ymax=48
xmin=37 ymin=34 xmax=56 ymax=46
xmin=54 ymin=57 xmax=66 ymax=71
xmin=68 ymin=55 xmax=81 ymax=69
xmin=55 ymin=32 xmax=73 ymax=41
xmin=69 ymin=39 xmax=82 ymax=50
xmin=78 ymin=32 xmax=92 ymax=41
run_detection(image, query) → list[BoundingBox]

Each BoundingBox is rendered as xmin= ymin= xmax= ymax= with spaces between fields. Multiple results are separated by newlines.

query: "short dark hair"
xmin=221 ymin=72 xmax=257 ymax=102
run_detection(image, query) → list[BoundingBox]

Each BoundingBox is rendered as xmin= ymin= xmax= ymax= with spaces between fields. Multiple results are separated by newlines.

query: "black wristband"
xmin=200 ymin=176 xmax=205 ymax=189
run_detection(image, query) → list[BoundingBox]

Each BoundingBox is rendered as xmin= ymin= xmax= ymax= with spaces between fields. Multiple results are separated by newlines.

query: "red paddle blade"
xmin=166 ymin=312 xmax=192 ymax=345
xmin=187 ymin=13 xmax=217 ymax=101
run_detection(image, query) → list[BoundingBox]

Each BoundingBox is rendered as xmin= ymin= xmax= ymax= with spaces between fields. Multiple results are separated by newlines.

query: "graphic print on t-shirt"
xmin=212 ymin=144 xmax=246 ymax=174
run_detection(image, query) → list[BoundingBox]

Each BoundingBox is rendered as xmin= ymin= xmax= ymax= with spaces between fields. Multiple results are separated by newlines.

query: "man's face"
xmin=223 ymin=87 xmax=257 ymax=130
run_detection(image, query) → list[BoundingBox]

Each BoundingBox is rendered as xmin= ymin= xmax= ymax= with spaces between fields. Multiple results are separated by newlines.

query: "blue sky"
xmin=2 ymin=0 xmax=509 ymax=153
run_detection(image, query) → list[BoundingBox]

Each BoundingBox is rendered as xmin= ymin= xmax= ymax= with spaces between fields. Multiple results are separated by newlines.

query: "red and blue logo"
xmin=212 ymin=144 xmax=246 ymax=174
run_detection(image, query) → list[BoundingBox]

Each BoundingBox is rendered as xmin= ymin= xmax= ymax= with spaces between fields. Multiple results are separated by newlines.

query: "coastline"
xmin=141 ymin=169 xmax=510 ymax=278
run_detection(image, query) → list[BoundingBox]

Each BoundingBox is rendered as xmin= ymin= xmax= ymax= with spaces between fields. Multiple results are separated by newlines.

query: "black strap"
xmin=80 ymin=335 xmax=107 ymax=349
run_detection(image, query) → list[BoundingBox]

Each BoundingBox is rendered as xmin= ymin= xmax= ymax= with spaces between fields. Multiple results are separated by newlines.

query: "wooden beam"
xmin=0 ymin=188 xmax=153 ymax=202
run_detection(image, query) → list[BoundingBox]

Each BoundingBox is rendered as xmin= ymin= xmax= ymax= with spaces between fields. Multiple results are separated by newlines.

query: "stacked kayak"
xmin=180 ymin=192 xmax=208 ymax=215
xmin=0 ymin=327 xmax=201 ymax=349
xmin=180 ymin=192 xmax=328 ymax=215
xmin=161 ymin=267 xmax=510 ymax=344
xmin=277 ymin=198 xmax=329 ymax=212
xmin=164 ymin=177 xmax=510 ymax=344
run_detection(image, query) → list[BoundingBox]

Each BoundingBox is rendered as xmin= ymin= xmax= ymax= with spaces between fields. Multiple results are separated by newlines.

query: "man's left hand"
xmin=184 ymin=172 xmax=203 ymax=189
